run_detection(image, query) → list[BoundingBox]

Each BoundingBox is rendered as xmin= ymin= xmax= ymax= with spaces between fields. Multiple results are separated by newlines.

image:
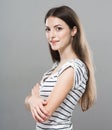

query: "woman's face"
xmin=45 ymin=16 xmax=76 ymax=52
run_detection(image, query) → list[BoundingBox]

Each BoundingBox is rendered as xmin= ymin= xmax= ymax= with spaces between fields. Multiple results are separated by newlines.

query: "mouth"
xmin=50 ymin=40 xmax=59 ymax=45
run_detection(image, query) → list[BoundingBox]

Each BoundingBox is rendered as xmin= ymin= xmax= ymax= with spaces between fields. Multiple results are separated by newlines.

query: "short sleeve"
xmin=74 ymin=60 xmax=88 ymax=92
xmin=57 ymin=59 xmax=88 ymax=90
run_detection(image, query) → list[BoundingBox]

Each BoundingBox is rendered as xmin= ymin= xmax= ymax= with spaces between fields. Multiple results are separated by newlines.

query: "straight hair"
xmin=44 ymin=5 xmax=96 ymax=111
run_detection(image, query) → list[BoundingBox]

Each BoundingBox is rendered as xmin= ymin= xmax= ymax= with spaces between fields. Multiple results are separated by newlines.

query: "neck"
xmin=59 ymin=45 xmax=78 ymax=63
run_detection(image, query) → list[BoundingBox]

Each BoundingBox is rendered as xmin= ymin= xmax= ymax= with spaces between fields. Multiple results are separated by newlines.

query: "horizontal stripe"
xmin=55 ymin=110 xmax=71 ymax=118
xmin=37 ymin=59 xmax=88 ymax=130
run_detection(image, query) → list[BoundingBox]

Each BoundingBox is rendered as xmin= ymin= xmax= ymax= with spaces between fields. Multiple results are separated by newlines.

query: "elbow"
xmin=24 ymin=95 xmax=31 ymax=111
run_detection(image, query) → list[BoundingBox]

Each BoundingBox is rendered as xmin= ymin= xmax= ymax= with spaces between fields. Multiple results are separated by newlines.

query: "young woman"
xmin=25 ymin=5 xmax=96 ymax=130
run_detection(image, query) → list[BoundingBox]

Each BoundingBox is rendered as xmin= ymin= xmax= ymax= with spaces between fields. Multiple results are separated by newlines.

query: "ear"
xmin=71 ymin=26 xmax=77 ymax=36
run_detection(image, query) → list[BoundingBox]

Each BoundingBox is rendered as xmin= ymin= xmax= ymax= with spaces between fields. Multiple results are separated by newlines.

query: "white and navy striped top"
xmin=36 ymin=59 xmax=88 ymax=130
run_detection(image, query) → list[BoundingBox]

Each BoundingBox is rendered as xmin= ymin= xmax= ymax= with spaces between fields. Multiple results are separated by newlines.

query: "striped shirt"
xmin=36 ymin=59 xmax=88 ymax=130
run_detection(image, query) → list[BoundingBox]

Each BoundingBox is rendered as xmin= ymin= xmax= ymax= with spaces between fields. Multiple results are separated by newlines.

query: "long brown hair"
xmin=44 ymin=5 xmax=96 ymax=111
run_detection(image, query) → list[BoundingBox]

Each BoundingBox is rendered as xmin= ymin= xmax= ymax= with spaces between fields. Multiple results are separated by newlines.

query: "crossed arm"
xmin=25 ymin=67 xmax=74 ymax=123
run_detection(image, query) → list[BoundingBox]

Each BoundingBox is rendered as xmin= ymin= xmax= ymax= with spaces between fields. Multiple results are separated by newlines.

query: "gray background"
xmin=0 ymin=0 xmax=112 ymax=130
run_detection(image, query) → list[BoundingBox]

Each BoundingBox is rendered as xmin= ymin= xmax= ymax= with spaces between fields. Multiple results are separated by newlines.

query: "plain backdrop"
xmin=0 ymin=0 xmax=112 ymax=130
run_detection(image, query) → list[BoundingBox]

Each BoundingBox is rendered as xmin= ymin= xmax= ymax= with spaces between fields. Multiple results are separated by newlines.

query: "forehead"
xmin=45 ymin=16 xmax=68 ymax=27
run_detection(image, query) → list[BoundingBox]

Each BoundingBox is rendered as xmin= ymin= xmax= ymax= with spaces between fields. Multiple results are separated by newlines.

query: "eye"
xmin=56 ymin=26 xmax=63 ymax=31
xmin=45 ymin=27 xmax=50 ymax=32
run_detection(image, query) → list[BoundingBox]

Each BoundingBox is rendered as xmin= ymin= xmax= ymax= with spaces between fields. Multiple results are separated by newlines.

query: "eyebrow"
xmin=45 ymin=24 xmax=63 ymax=28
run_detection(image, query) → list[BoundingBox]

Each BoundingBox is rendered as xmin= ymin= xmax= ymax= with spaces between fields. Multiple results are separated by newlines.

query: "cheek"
xmin=45 ymin=33 xmax=49 ymax=40
xmin=61 ymin=30 xmax=71 ymax=38
xmin=61 ymin=32 xmax=71 ymax=40
xmin=60 ymin=31 xmax=66 ymax=37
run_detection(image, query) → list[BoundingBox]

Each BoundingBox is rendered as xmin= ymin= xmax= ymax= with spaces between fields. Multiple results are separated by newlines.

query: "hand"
xmin=28 ymin=85 xmax=49 ymax=122
xmin=24 ymin=83 xmax=40 ymax=111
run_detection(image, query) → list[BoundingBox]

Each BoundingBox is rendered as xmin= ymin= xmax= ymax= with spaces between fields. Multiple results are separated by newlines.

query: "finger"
xmin=39 ymin=103 xmax=49 ymax=116
xmin=32 ymin=107 xmax=44 ymax=123
xmin=35 ymin=105 xmax=48 ymax=120
xmin=30 ymin=107 xmax=39 ymax=122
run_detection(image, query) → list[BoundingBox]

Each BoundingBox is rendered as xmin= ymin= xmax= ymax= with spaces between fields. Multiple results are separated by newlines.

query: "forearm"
xmin=44 ymin=68 xmax=74 ymax=117
xmin=25 ymin=95 xmax=31 ymax=111
xmin=44 ymin=88 xmax=69 ymax=116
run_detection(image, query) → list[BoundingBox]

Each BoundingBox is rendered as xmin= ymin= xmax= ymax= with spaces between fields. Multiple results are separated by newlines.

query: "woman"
xmin=25 ymin=5 xmax=96 ymax=130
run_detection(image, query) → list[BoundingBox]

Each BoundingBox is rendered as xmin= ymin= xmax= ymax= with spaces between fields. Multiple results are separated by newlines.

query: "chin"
xmin=51 ymin=47 xmax=59 ymax=51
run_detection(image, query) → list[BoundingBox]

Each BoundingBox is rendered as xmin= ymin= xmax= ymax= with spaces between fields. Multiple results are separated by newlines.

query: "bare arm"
xmin=25 ymin=83 xmax=40 ymax=111
xmin=25 ymin=83 xmax=48 ymax=122
xmin=25 ymin=94 xmax=31 ymax=111
xmin=27 ymin=67 xmax=74 ymax=122
xmin=45 ymin=67 xmax=74 ymax=117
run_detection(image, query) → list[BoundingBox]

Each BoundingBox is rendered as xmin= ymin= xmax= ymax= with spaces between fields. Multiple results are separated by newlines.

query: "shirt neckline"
xmin=47 ymin=58 xmax=79 ymax=78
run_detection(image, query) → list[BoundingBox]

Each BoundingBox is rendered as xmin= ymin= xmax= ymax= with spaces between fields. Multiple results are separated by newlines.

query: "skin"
xmin=25 ymin=16 xmax=78 ymax=123
xmin=45 ymin=16 xmax=77 ymax=61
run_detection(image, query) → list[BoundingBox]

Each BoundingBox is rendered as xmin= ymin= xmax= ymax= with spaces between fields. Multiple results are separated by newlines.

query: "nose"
xmin=49 ymin=29 xmax=56 ymax=39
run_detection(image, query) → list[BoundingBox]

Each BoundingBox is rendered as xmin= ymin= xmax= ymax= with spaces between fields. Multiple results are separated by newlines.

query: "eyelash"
xmin=56 ymin=27 xmax=63 ymax=31
xmin=45 ymin=27 xmax=63 ymax=32
xmin=45 ymin=28 xmax=50 ymax=32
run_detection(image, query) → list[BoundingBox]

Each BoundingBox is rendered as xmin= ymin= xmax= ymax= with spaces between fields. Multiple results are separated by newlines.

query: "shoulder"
xmin=72 ymin=59 xmax=88 ymax=79
xmin=69 ymin=59 xmax=87 ymax=69
xmin=68 ymin=59 xmax=88 ymax=75
xmin=59 ymin=59 xmax=88 ymax=86
xmin=58 ymin=59 xmax=88 ymax=75
xmin=56 ymin=59 xmax=88 ymax=89
xmin=57 ymin=58 xmax=88 ymax=82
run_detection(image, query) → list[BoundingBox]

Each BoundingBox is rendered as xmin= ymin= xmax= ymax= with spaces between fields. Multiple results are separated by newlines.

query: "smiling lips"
xmin=50 ymin=40 xmax=59 ymax=45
